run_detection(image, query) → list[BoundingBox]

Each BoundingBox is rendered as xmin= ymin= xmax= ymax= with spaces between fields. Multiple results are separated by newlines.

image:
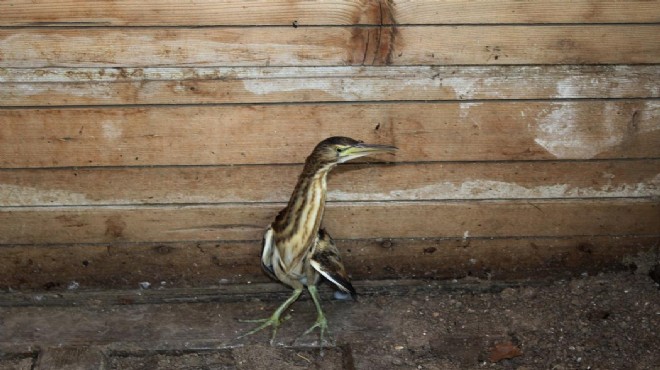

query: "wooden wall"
xmin=1 ymin=0 xmax=658 ymax=291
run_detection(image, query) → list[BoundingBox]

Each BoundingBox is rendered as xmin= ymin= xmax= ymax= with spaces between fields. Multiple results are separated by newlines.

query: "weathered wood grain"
xmin=1 ymin=160 xmax=658 ymax=206
xmin=0 ymin=27 xmax=355 ymax=68
xmin=0 ymin=0 xmax=656 ymax=301
xmin=1 ymin=0 xmax=657 ymax=26
xmin=34 ymin=347 xmax=106 ymax=370
xmin=0 ymin=354 xmax=35 ymax=370
xmin=392 ymin=0 xmax=660 ymax=25
xmin=1 ymin=236 xmax=657 ymax=290
xmin=392 ymin=25 xmax=660 ymax=65
xmin=1 ymin=278 xmax=658 ymax=370
xmin=0 ymin=279 xmax=532 ymax=308
xmin=0 ymin=26 xmax=658 ymax=67
xmin=1 ymin=101 xmax=657 ymax=168
xmin=0 ymin=200 xmax=657 ymax=244
xmin=2 ymin=65 xmax=658 ymax=106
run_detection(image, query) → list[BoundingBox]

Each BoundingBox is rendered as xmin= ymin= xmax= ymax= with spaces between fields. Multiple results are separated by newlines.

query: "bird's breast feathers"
xmin=261 ymin=225 xmax=308 ymax=282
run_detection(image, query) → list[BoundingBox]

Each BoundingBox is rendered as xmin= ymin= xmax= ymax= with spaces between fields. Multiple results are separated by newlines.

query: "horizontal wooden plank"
xmin=1 ymin=0 xmax=657 ymax=26
xmin=0 ymin=27 xmax=355 ymax=68
xmin=394 ymin=25 xmax=660 ymax=65
xmin=2 ymin=65 xmax=658 ymax=106
xmin=1 ymin=101 xmax=658 ymax=168
xmin=35 ymin=347 xmax=105 ymax=370
xmin=1 ymin=160 xmax=658 ymax=206
xmin=0 ymin=279 xmax=533 ymax=308
xmin=0 ymin=355 xmax=34 ymax=370
xmin=392 ymin=0 xmax=660 ymax=25
xmin=1 ymin=26 xmax=658 ymax=67
xmin=0 ymin=200 xmax=657 ymax=244
xmin=1 ymin=236 xmax=657 ymax=290
xmin=2 ymin=279 xmax=659 ymax=370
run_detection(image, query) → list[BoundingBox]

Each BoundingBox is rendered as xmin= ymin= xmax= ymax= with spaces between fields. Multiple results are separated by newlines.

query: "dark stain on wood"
xmin=630 ymin=109 xmax=640 ymax=132
xmin=348 ymin=0 xmax=397 ymax=65
xmin=104 ymin=215 xmax=126 ymax=239
xmin=43 ymin=281 xmax=61 ymax=290
xmin=648 ymin=264 xmax=660 ymax=285
xmin=55 ymin=214 xmax=88 ymax=228
xmin=154 ymin=245 xmax=174 ymax=254
xmin=211 ymin=255 xmax=222 ymax=267
xmin=377 ymin=0 xmax=398 ymax=65
xmin=423 ymin=246 xmax=437 ymax=254
xmin=340 ymin=344 xmax=357 ymax=370
xmin=557 ymin=38 xmax=578 ymax=50
xmin=577 ymin=242 xmax=594 ymax=255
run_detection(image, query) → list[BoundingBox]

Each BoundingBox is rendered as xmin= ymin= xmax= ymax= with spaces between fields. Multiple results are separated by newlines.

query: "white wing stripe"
xmin=261 ymin=227 xmax=275 ymax=270
xmin=310 ymin=260 xmax=350 ymax=293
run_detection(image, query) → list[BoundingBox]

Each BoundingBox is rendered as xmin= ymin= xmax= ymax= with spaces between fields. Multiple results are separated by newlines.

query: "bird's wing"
xmin=310 ymin=229 xmax=357 ymax=300
xmin=260 ymin=226 xmax=277 ymax=280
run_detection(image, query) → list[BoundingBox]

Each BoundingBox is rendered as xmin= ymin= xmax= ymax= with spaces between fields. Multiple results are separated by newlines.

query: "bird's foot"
xmin=294 ymin=315 xmax=335 ymax=350
xmin=236 ymin=314 xmax=290 ymax=345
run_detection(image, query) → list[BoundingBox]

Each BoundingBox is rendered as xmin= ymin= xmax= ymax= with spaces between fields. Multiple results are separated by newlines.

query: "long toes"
xmin=295 ymin=319 xmax=335 ymax=347
xmin=236 ymin=318 xmax=279 ymax=340
xmin=318 ymin=325 xmax=335 ymax=346
xmin=302 ymin=323 xmax=319 ymax=337
xmin=237 ymin=318 xmax=269 ymax=323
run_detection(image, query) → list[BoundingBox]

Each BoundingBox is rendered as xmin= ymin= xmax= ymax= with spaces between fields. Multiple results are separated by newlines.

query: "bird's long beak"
xmin=351 ymin=142 xmax=398 ymax=154
xmin=340 ymin=142 xmax=398 ymax=162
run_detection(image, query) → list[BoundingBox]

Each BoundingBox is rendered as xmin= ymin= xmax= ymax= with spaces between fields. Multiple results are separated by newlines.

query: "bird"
xmin=237 ymin=136 xmax=397 ymax=345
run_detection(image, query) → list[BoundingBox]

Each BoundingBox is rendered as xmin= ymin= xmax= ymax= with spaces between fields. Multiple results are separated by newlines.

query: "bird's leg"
xmin=297 ymin=285 xmax=333 ymax=347
xmin=237 ymin=288 xmax=302 ymax=344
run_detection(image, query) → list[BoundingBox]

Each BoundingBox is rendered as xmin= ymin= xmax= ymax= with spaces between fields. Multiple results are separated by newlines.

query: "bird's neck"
xmin=273 ymin=159 xmax=335 ymax=242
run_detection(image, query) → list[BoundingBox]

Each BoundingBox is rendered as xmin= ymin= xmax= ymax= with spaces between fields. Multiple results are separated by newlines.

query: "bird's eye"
xmin=336 ymin=147 xmax=343 ymax=153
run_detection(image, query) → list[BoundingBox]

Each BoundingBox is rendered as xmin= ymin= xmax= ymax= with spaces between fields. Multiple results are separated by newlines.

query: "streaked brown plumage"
xmin=238 ymin=136 xmax=397 ymax=345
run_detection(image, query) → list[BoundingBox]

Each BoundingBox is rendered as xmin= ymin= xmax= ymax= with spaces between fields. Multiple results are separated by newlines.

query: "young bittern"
xmin=238 ymin=136 xmax=397 ymax=345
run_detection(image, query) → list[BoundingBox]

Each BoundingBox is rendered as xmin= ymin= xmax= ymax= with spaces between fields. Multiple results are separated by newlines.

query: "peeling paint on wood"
xmin=2 ymin=65 xmax=656 ymax=84
xmin=2 ymin=66 xmax=658 ymax=106
xmin=329 ymin=176 xmax=660 ymax=202
xmin=534 ymin=101 xmax=659 ymax=159
xmin=1 ymin=161 xmax=657 ymax=206
xmin=0 ymin=184 xmax=92 ymax=205
xmin=2 ymin=160 xmax=657 ymax=206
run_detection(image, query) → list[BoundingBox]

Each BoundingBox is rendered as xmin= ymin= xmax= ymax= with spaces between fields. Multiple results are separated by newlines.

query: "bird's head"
xmin=310 ymin=136 xmax=398 ymax=167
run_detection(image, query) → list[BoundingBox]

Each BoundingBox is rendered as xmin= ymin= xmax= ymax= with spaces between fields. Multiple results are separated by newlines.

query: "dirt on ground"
xmin=1 ymin=270 xmax=658 ymax=369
